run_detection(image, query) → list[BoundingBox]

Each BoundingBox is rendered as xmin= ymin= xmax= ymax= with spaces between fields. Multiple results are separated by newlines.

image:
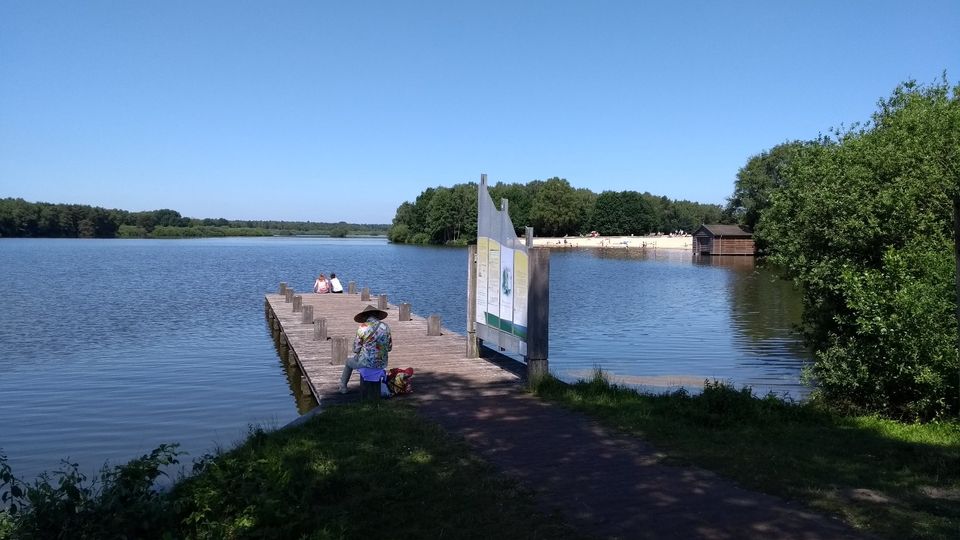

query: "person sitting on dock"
xmin=338 ymin=304 xmax=392 ymax=394
xmin=329 ymin=273 xmax=344 ymax=293
xmin=314 ymin=273 xmax=331 ymax=294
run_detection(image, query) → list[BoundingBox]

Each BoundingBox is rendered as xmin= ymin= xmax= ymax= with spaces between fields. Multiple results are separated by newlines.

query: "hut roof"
xmin=695 ymin=224 xmax=753 ymax=238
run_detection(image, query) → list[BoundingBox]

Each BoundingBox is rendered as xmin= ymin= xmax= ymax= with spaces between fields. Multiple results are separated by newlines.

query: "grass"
xmin=533 ymin=371 xmax=960 ymax=540
xmin=2 ymin=402 xmax=589 ymax=540
xmin=171 ymin=402 xmax=589 ymax=539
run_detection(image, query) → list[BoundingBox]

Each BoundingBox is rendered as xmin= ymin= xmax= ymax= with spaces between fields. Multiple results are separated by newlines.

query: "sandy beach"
xmin=531 ymin=234 xmax=693 ymax=250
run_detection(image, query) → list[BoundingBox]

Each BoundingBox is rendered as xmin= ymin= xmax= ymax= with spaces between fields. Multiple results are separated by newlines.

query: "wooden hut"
xmin=692 ymin=224 xmax=755 ymax=256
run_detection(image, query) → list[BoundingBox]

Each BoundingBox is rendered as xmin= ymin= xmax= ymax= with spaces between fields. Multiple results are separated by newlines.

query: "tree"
xmin=591 ymin=191 xmax=656 ymax=235
xmin=529 ymin=177 xmax=580 ymax=236
xmin=726 ymin=141 xmax=808 ymax=232
xmin=489 ymin=182 xmax=533 ymax=235
xmin=757 ymin=78 xmax=960 ymax=419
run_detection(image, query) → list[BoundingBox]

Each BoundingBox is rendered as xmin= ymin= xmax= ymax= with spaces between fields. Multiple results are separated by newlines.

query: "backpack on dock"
xmin=387 ymin=367 xmax=414 ymax=395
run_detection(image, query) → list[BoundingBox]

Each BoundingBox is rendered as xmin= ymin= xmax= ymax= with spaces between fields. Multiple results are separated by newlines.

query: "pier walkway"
xmin=265 ymin=290 xmax=861 ymax=540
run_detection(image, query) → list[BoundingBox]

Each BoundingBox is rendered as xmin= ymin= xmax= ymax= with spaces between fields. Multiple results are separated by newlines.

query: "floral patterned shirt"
xmin=353 ymin=317 xmax=392 ymax=369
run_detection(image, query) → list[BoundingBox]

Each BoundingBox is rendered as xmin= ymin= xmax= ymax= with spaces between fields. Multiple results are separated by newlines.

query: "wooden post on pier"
xmin=427 ymin=314 xmax=442 ymax=336
xmin=378 ymin=294 xmax=388 ymax=310
xmin=348 ymin=281 xmax=357 ymax=294
xmin=526 ymin=247 xmax=550 ymax=387
xmin=293 ymin=295 xmax=303 ymax=312
xmin=466 ymin=244 xmax=478 ymax=358
xmin=279 ymin=282 xmax=287 ymax=295
xmin=331 ymin=336 xmax=349 ymax=365
xmin=399 ymin=303 xmax=411 ymax=321
xmin=361 ymin=287 xmax=370 ymax=301
xmin=314 ymin=318 xmax=327 ymax=340
xmin=302 ymin=305 xmax=313 ymax=323
xmin=284 ymin=288 xmax=294 ymax=302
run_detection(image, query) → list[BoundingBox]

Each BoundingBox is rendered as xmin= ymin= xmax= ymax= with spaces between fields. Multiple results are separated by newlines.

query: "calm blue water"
xmin=0 ymin=237 xmax=810 ymax=483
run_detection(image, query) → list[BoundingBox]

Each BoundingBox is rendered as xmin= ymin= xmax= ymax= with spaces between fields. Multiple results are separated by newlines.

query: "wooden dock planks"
xmin=264 ymin=292 xmax=521 ymax=407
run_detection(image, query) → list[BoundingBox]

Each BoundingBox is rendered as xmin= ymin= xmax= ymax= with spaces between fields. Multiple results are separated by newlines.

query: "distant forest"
xmin=0 ymin=198 xmax=388 ymax=238
xmin=389 ymin=177 xmax=729 ymax=245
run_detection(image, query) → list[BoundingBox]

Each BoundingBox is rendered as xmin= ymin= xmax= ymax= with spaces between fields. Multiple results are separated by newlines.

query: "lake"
xmin=0 ymin=237 xmax=810 ymax=483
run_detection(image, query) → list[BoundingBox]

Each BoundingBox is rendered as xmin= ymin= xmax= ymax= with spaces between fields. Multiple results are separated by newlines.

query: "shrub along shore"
xmin=2 ymin=377 xmax=957 ymax=539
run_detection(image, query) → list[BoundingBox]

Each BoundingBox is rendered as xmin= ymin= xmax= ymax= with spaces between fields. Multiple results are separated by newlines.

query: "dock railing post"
xmin=293 ymin=295 xmax=303 ymax=312
xmin=427 ymin=314 xmax=442 ymax=336
xmin=314 ymin=318 xmax=327 ymax=341
xmin=466 ymin=244 xmax=478 ymax=358
xmin=302 ymin=304 xmax=313 ymax=323
xmin=378 ymin=294 xmax=388 ymax=310
xmin=331 ymin=336 xmax=349 ymax=365
xmin=284 ymin=288 xmax=294 ymax=302
xmin=279 ymin=282 xmax=287 ymax=295
xmin=348 ymin=281 xmax=357 ymax=294
xmin=526 ymin=247 xmax=550 ymax=387
xmin=399 ymin=303 xmax=411 ymax=321
xmin=361 ymin=287 xmax=370 ymax=301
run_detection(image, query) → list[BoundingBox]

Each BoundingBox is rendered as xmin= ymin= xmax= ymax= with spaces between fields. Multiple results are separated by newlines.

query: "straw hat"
xmin=354 ymin=304 xmax=388 ymax=323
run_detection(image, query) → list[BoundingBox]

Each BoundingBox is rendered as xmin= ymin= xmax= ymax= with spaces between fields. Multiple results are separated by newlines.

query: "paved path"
xmin=412 ymin=370 xmax=864 ymax=540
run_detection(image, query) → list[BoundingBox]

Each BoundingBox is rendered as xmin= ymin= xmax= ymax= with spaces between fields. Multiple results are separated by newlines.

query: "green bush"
xmin=387 ymin=223 xmax=410 ymax=243
xmin=408 ymin=232 xmax=430 ymax=244
xmin=329 ymin=225 xmax=350 ymax=238
xmin=0 ymin=446 xmax=180 ymax=540
xmin=757 ymin=78 xmax=960 ymax=420
xmin=117 ymin=224 xmax=147 ymax=238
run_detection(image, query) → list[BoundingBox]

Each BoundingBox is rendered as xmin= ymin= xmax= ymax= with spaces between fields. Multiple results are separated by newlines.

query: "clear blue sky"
xmin=2 ymin=1 xmax=958 ymax=224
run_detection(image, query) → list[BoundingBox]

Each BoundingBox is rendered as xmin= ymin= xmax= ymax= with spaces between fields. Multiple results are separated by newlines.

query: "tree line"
xmin=388 ymin=178 xmax=727 ymax=245
xmin=0 ymin=199 xmax=388 ymax=238
xmin=726 ymin=77 xmax=959 ymax=420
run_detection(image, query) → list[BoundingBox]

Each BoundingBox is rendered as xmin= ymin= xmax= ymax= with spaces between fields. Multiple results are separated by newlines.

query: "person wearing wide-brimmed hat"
xmin=338 ymin=304 xmax=392 ymax=394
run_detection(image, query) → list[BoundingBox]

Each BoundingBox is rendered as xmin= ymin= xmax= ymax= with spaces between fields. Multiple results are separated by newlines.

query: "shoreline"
xmin=531 ymin=234 xmax=693 ymax=250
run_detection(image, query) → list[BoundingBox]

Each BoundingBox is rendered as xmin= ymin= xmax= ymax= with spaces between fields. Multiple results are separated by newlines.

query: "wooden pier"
xmin=264 ymin=285 xmax=522 ymax=407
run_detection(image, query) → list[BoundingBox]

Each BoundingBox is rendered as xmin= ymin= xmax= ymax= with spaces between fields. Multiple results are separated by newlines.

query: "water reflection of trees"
xmin=265 ymin=317 xmax=318 ymax=415
xmin=693 ymin=256 xmax=808 ymax=355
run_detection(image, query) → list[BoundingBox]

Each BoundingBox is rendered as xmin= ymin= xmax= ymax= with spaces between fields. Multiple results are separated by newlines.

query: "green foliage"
xmin=1 ymin=445 xmax=180 ymax=540
xmin=534 ymin=374 xmax=960 ymax=540
xmin=756 ymin=78 xmax=960 ymax=420
xmin=389 ymin=178 xmax=724 ymax=244
xmin=529 ymin=177 xmax=581 ymax=236
xmin=387 ymin=223 xmax=410 ymax=243
xmin=0 ymin=198 xmax=388 ymax=239
xmin=725 ymin=141 xmax=809 ymax=234
xmin=408 ymin=232 xmax=430 ymax=244
xmin=0 ymin=199 xmax=119 ymax=238
xmin=328 ymin=225 xmax=350 ymax=238
xmin=590 ymin=190 xmax=655 ymax=235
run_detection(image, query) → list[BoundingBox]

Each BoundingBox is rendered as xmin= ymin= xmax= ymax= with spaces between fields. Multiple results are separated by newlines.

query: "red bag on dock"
xmin=387 ymin=367 xmax=414 ymax=395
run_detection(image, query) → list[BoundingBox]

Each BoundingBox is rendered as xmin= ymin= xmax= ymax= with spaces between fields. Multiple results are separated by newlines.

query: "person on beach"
xmin=338 ymin=304 xmax=392 ymax=394
xmin=314 ymin=273 xmax=331 ymax=294
xmin=329 ymin=273 xmax=344 ymax=293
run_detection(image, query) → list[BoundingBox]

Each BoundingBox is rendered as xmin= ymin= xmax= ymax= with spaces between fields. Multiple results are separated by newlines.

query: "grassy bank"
xmin=533 ymin=373 xmax=960 ymax=540
xmin=2 ymin=403 xmax=587 ymax=540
